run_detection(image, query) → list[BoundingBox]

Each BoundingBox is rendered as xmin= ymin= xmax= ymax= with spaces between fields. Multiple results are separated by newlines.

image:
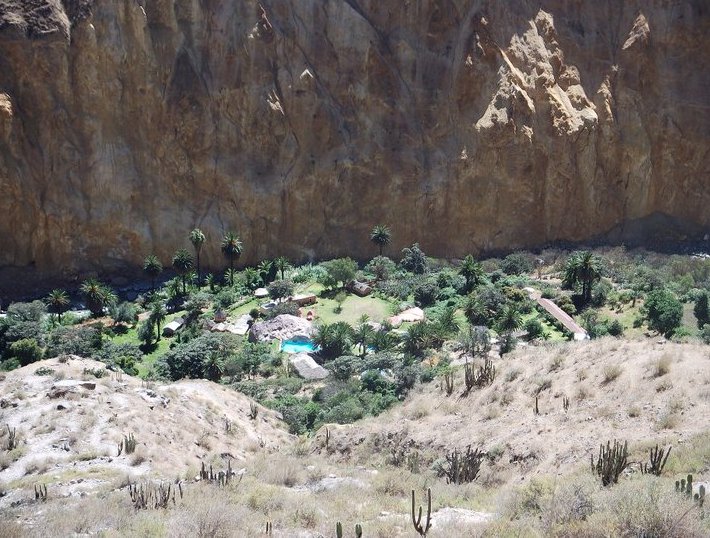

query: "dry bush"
xmin=655 ymin=412 xmax=679 ymax=430
xmin=602 ymin=365 xmax=623 ymax=384
xmin=505 ymin=368 xmax=522 ymax=382
xmin=548 ymin=354 xmax=565 ymax=372
xmin=653 ymin=355 xmax=672 ymax=378
xmin=575 ymin=385 xmax=592 ymax=401
xmin=656 ymin=379 xmax=673 ymax=393
xmin=627 ymin=405 xmax=641 ymax=418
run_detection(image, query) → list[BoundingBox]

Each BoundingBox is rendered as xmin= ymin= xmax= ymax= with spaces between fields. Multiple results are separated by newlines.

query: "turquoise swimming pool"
xmin=281 ymin=338 xmax=319 ymax=354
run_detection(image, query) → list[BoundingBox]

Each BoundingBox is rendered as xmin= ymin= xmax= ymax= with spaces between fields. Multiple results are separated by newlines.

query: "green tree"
xmin=459 ymin=255 xmax=485 ymax=293
xmin=46 ymin=289 xmax=70 ymax=324
xmin=644 ymin=288 xmax=683 ymax=337
xmin=172 ymin=248 xmax=194 ymax=295
xmin=322 ymin=258 xmax=358 ymax=290
xmin=258 ymin=259 xmax=276 ymax=285
xmin=148 ymin=301 xmax=167 ymax=341
xmin=496 ymin=304 xmax=522 ymax=335
xmin=370 ymin=225 xmax=392 ymax=256
xmin=221 ymin=232 xmax=243 ymax=285
xmin=313 ymin=322 xmax=354 ymax=360
xmin=353 ymin=315 xmax=374 ymax=358
xmin=562 ymin=251 xmax=603 ymax=305
xmin=694 ymin=291 xmax=709 ymax=329
xmin=189 ymin=228 xmax=206 ymax=283
xmin=137 ymin=320 xmax=156 ymax=349
xmin=9 ymin=338 xmax=43 ymax=366
xmin=80 ymin=279 xmax=116 ymax=316
xmin=243 ymin=267 xmax=261 ymax=290
xmin=400 ymin=243 xmax=427 ymax=274
xmin=274 ymin=256 xmax=292 ymax=280
xmin=268 ymin=280 xmax=294 ymax=301
xmin=203 ymin=353 xmax=224 ymax=382
xmin=143 ymin=255 xmax=163 ymax=291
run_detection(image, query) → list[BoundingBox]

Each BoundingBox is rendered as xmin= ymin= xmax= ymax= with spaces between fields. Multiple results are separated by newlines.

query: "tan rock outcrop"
xmin=0 ymin=1 xmax=708 ymax=289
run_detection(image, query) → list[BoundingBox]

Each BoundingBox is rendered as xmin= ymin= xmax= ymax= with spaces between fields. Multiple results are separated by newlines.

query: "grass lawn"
xmin=108 ymin=310 xmax=186 ymax=377
xmin=300 ymin=283 xmax=394 ymax=324
xmin=598 ymin=303 xmax=644 ymax=337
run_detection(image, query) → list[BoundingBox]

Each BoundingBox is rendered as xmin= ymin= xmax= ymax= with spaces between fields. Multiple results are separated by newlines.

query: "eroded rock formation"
xmin=0 ymin=0 xmax=708 ymax=286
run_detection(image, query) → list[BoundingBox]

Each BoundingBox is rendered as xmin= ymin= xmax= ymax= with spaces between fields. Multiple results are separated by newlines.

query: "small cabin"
xmin=162 ymin=317 xmax=185 ymax=337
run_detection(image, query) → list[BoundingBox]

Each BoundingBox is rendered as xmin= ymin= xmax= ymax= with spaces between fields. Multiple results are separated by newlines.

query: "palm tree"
xmin=370 ymin=225 xmax=392 ymax=256
xmin=496 ymin=304 xmax=522 ymax=335
xmin=353 ymin=315 xmax=374 ymax=358
xmin=221 ymin=232 xmax=243 ymax=286
xmin=258 ymin=259 xmax=275 ymax=285
xmin=274 ymin=256 xmax=291 ymax=280
xmin=46 ymin=289 xmax=70 ymax=324
xmin=459 ymin=254 xmax=485 ymax=293
xmin=189 ymin=228 xmax=206 ymax=283
xmin=148 ymin=301 xmax=167 ymax=341
xmin=172 ymin=249 xmax=194 ymax=295
xmin=203 ymin=353 xmax=224 ymax=382
xmin=243 ymin=267 xmax=261 ymax=290
xmin=143 ymin=255 xmax=163 ymax=291
xmin=563 ymin=251 xmax=602 ymax=305
xmin=80 ymin=279 xmax=116 ymax=316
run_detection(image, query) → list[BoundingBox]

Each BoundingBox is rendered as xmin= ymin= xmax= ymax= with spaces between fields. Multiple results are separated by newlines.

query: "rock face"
xmin=0 ymin=1 xmax=708 ymax=287
xmin=249 ymin=314 xmax=313 ymax=343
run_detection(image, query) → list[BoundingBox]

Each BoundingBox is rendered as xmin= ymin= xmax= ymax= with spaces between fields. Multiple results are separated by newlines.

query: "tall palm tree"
xmin=189 ymin=228 xmax=206 ymax=283
xmin=459 ymin=254 xmax=485 ymax=293
xmin=172 ymin=248 xmax=194 ymax=295
xmin=148 ymin=301 xmax=167 ymax=341
xmin=80 ymin=279 xmax=116 ymax=316
xmin=563 ymin=251 xmax=602 ymax=304
xmin=46 ymin=289 xmax=70 ymax=324
xmin=258 ymin=259 xmax=275 ymax=285
xmin=221 ymin=232 xmax=243 ymax=286
xmin=274 ymin=256 xmax=291 ymax=280
xmin=143 ymin=255 xmax=163 ymax=291
xmin=354 ymin=315 xmax=374 ymax=358
xmin=496 ymin=304 xmax=522 ymax=335
xmin=370 ymin=225 xmax=392 ymax=256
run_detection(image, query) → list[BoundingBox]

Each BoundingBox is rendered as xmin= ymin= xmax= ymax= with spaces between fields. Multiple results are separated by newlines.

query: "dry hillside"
xmin=0 ymin=339 xmax=708 ymax=537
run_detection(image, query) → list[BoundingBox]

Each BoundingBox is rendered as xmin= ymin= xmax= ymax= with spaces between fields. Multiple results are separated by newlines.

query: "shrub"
xmin=267 ymin=280 xmax=294 ymax=301
xmin=412 ymin=279 xmax=440 ymax=307
xmin=501 ymin=252 xmax=533 ymax=275
xmin=44 ymin=323 xmax=103 ymax=359
xmin=109 ymin=302 xmax=139 ymax=326
xmin=327 ymin=355 xmax=363 ymax=381
xmin=524 ymin=318 xmax=544 ymax=340
xmin=644 ymin=288 xmax=683 ymax=337
xmin=158 ymin=333 xmax=237 ymax=381
xmin=264 ymin=302 xmax=299 ymax=320
xmin=701 ymin=324 xmax=710 ymax=344
xmin=694 ymin=292 xmax=709 ymax=329
xmin=8 ymin=338 xmax=43 ymax=366
xmin=400 ymin=243 xmax=428 ymax=274
xmin=320 ymin=258 xmax=357 ymax=289
xmin=365 ymin=256 xmax=398 ymax=281
xmin=607 ymin=319 xmax=624 ymax=337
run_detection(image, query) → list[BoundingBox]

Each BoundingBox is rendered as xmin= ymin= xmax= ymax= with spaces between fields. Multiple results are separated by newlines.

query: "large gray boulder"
xmin=289 ymin=353 xmax=329 ymax=380
xmin=249 ymin=314 xmax=314 ymax=343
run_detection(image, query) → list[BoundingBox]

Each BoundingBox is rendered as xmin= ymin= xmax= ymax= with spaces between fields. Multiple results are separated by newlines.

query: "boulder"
xmin=288 ymin=353 xmax=329 ymax=380
xmin=249 ymin=314 xmax=314 ymax=343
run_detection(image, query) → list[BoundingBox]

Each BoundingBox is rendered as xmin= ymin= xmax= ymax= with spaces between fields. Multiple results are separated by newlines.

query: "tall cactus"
xmin=641 ymin=445 xmax=671 ymax=476
xmin=591 ymin=440 xmax=629 ymax=486
xmin=411 ymin=488 xmax=432 ymax=537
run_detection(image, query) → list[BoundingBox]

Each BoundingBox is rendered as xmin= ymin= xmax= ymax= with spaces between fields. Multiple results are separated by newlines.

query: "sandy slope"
xmin=0 ymin=356 xmax=293 ymax=507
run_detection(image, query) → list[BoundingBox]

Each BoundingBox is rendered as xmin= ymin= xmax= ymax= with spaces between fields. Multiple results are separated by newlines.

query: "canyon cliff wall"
xmin=0 ymin=0 xmax=708 ymax=284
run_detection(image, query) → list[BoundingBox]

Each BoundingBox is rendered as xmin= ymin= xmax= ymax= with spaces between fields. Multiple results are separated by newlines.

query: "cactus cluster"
xmin=439 ymin=445 xmax=484 ymax=484
xmin=34 ymin=483 xmax=47 ymax=502
xmin=676 ymin=474 xmax=706 ymax=509
xmin=442 ymin=371 xmax=454 ymax=396
xmin=128 ymin=481 xmax=181 ymax=510
xmin=335 ymin=521 xmax=363 ymax=537
xmin=5 ymin=425 xmax=17 ymax=451
xmin=562 ymin=395 xmax=570 ymax=413
xmin=591 ymin=440 xmax=629 ymax=486
xmin=249 ymin=402 xmax=259 ymax=420
xmin=411 ymin=488 xmax=432 ymax=537
xmin=199 ymin=460 xmax=239 ymax=487
xmin=117 ymin=433 xmax=137 ymax=456
xmin=464 ymin=358 xmax=496 ymax=392
xmin=641 ymin=445 xmax=671 ymax=476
